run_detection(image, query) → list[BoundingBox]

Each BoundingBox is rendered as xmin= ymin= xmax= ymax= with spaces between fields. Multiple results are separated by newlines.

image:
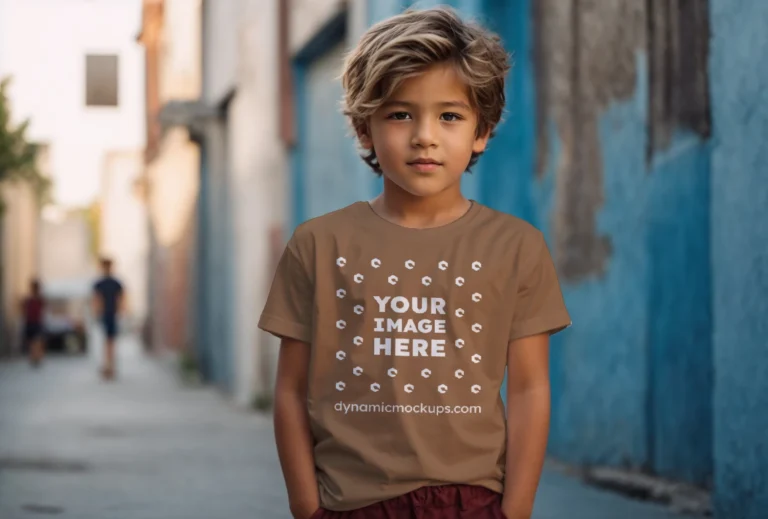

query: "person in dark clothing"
xmin=20 ymin=279 xmax=46 ymax=367
xmin=92 ymin=258 xmax=124 ymax=380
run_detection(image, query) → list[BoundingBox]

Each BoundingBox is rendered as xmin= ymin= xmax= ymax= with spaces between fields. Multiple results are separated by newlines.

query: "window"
xmin=85 ymin=54 xmax=119 ymax=107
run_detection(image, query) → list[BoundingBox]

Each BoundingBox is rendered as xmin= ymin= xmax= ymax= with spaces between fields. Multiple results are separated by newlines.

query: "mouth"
xmin=407 ymin=158 xmax=443 ymax=172
xmin=407 ymin=158 xmax=442 ymax=165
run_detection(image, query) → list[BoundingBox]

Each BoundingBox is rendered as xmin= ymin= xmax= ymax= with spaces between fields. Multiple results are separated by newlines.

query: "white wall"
xmin=38 ymin=209 xmax=95 ymax=282
xmin=160 ymin=0 xmax=202 ymax=103
xmin=290 ymin=0 xmax=346 ymax=54
xmin=202 ymin=0 xmax=241 ymax=105
xmin=348 ymin=0 xmax=369 ymax=46
xmin=290 ymin=0 xmax=367 ymax=54
xmin=223 ymin=0 xmax=287 ymax=406
xmin=0 ymin=0 xmax=145 ymax=208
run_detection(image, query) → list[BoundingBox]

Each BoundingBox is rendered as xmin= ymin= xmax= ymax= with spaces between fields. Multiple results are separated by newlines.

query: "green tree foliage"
xmin=0 ymin=76 xmax=50 ymax=211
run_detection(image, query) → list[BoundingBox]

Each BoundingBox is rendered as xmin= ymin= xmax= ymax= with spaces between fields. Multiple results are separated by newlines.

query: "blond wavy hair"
xmin=341 ymin=6 xmax=511 ymax=173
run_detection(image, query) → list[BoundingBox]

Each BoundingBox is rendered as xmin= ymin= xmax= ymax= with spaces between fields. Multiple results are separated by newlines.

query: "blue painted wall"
xmin=646 ymin=134 xmax=712 ymax=485
xmin=710 ymin=0 xmax=768 ymax=516
xmin=536 ymin=58 xmax=713 ymax=484
xmin=197 ymin=122 xmax=235 ymax=393
xmin=539 ymin=63 xmax=654 ymax=470
xmin=478 ymin=0 xmax=537 ymax=222
xmin=292 ymin=13 xmax=374 ymax=230
xmin=303 ymin=43 xmax=365 ymax=220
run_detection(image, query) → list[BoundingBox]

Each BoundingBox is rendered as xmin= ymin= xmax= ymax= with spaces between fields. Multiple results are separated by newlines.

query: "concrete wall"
xmin=197 ymin=116 xmax=235 ymax=392
xmin=146 ymin=127 xmax=200 ymax=353
xmin=198 ymin=0 xmax=291 ymax=404
xmin=38 ymin=209 xmax=95 ymax=282
xmin=144 ymin=0 xmax=202 ymax=355
xmin=709 ymin=0 xmax=768 ymax=515
xmin=0 ymin=0 xmax=145 ymax=208
xmin=198 ymin=0 xmax=238 ymax=393
xmin=226 ymin=0 xmax=289 ymax=406
xmin=201 ymin=0 xmax=241 ymax=105
xmin=0 ymin=181 xmax=39 ymax=354
xmin=529 ymin=1 xmax=713 ymax=487
xmin=159 ymin=0 xmax=202 ymax=102
xmin=290 ymin=0 xmax=346 ymax=55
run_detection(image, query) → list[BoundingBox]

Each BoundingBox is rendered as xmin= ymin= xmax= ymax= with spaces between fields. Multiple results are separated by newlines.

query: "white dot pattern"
xmin=333 ymin=255 xmax=485 ymax=395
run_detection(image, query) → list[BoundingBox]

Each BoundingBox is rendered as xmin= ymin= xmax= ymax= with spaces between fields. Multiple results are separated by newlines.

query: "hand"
xmin=500 ymin=499 xmax=531 ymax=519
xmin=290 ymin=501 xmax=321 ymax=519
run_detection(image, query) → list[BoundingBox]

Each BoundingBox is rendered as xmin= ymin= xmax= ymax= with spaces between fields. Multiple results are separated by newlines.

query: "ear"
xmin=472 ymin=128 xmax=491 ymax=154
xmin=357 ymin=123 xmax=373 ymax=150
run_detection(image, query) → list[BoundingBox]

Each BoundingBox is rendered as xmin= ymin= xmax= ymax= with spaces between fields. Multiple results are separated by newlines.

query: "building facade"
xmin=0 ymin=0 xmax=145 ymax=208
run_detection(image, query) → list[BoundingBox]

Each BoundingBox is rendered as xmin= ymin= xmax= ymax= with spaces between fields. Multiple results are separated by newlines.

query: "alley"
xmin=0 ymin=336 xmax=689 ymax=519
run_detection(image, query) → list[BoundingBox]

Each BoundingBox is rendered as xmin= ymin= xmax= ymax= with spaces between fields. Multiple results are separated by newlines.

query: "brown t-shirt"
xmin=258 ymin=201 xmax=571 ymax=511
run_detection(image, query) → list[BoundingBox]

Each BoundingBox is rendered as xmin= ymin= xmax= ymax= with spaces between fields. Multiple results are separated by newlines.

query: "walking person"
xmin=20 ymin=278 xmax=46 ymax=368
xmin=92 ymin=257 xmax=124 ymax=381
xmin=259 ymin=7 xmax=571 ymax=519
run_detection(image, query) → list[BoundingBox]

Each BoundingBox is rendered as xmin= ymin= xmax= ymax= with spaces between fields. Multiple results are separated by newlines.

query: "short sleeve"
xmin=258 ymin=236 xmax=314 ymax=343
xmin=508 ymin=232 xmax=572 ymax=342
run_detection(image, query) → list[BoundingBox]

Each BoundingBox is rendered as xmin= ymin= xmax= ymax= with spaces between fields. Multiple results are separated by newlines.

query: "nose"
xmin=411 ymin=119 xmax=438 ymax=148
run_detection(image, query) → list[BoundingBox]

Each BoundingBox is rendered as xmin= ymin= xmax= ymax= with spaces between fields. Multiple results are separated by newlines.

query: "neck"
xmin=370 ymin=177 xmax=471 ymax=229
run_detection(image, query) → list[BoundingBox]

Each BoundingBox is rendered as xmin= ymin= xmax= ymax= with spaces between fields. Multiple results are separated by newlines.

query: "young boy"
xmin=259 ymin=7 xmax=571 ymax=519
xmin=93 ymin=258 xmax=124 ymax=380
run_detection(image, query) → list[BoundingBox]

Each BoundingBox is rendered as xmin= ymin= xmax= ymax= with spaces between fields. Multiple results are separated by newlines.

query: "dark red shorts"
xmin=310 ymin=484 xmax=505 ymax=519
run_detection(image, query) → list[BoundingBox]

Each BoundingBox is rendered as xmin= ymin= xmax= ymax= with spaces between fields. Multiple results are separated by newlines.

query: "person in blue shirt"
xmin=92 ymin=257 xmax=124 ymax=380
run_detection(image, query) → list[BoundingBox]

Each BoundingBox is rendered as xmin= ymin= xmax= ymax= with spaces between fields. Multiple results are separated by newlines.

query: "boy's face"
xmin=359 ymin=62 xmax=490 ymax=198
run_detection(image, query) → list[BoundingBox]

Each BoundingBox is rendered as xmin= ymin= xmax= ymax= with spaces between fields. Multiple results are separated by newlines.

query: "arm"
xmin=502 ymin=333 xmax=551 ymax=519
xmin=274 ymin=337 xmax=320 ymax=519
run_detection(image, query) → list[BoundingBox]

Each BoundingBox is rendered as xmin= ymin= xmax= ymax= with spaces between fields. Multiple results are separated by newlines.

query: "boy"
xmin=93 ymin=257 xmax=124 ymax=380
xmin=259 ymin=7 xmax=571 ymax=519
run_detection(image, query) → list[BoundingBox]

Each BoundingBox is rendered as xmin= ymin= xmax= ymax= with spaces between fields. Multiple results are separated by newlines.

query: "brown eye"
xmin=387 ymin=112 xmax=411 ymax=120
xmin=440 ymin=112 xmax=463 ymax=122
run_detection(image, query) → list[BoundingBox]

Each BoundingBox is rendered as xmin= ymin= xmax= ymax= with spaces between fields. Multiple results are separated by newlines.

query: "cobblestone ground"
xmin=0 ymin=335 xmax=687 ymax=519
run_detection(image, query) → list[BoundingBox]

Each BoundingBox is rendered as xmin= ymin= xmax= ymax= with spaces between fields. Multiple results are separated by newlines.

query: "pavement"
xmin=0 ymin=334 xmax=690 ymax=519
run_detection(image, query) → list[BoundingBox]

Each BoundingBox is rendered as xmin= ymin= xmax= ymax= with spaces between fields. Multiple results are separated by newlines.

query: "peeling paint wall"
xmin=536 ymin=0 xmax=645 ymax=281
xmin=534 ymin=0 xmax=713 ymax=487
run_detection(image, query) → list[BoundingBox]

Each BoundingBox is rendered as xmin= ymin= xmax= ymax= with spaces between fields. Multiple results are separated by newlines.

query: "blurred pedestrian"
xmin=259 ymin=7 xmax=571 ymax=519
xmin=92 ymin=257 xmax=124 ymax=381
xmin=20 ymin=278 xmax=46 ymax=368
